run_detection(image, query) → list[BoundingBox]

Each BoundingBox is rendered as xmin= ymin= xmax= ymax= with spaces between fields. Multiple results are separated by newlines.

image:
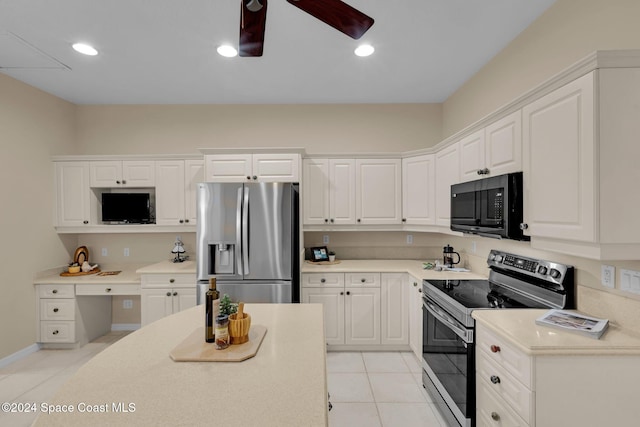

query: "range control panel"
xmin=487 ymin=250 xmax=572 ymax=285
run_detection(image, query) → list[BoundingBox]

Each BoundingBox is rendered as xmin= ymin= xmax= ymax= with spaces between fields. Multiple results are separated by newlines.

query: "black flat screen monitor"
xmin=101 ymin=193 xmax=152 ymax=223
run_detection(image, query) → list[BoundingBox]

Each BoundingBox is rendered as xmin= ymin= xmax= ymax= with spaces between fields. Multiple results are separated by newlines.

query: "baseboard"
xmin=111 ymin=323 xmax=141 ymax=331
xmin=0 ymin=343 xmax=41 ymax=369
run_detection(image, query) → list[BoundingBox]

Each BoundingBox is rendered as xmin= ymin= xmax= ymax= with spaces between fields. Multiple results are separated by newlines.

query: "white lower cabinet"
xmin=140 ymin=274 xmax=197 ymax=326
xmin=302 ymin=272 xmax=410 ymax=348
xmin=380 ymin=273 xmax=408 ymax=345
xmin=475 ymin=321 xmax=640 ymax=426
xmin=407 ymin=275 xmax=423 ymax=360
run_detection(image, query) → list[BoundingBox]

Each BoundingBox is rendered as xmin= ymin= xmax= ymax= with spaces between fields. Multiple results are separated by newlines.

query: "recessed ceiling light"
xmin=217 ymin=45 xmax=238 ymax=58
xmin=72 ymin=43 xmax=98 ymax=56
xmin=354 ymin=44 xmax=374 ymax=57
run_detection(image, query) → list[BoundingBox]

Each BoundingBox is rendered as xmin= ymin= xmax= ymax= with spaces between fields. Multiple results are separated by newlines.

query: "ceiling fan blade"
xmin=239 ymin=0 xmax=268 ymax=57
xmin=286 ymin=0 xmax=374 ymax=40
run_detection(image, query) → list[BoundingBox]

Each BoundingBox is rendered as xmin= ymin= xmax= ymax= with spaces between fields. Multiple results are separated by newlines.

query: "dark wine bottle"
xmin=205 ymin=278 xmax=220 ymax=343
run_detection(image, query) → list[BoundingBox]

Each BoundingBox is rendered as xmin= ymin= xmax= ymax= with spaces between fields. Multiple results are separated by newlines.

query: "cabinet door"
xmin=122 ymin=161 xmax=155 ymax=187
xmin=522 ymin=72 xmax=596 ymax=241
xmin=90 ymin=160 xmax=122 ymax=187
xmin=303 ymin=159 xmax=330 ymax=225
xmin=204 ymin=154 xmax=252 ymax=182
xmin=402 ymin=154 xmax=436 ymax=225
xmin=172 ymin=288 xmax=197 ymax=313
xmin=184 ymin=160 xmax=204 ymax=225
xmin=302 ymin=288 xmax=345 ymax=345
xmin=55 ymin=162 xmax=91 ymax=226
xmin=381 ymin=273 xmax=409 ymax=345
xmin=253 ymin=153 xmax=300 ymax=182
xmin=407 ymin=276 xmax=423 ymax=360
xmin=329 ymin=159 xmax=356 ymax=225
xmin=459 ymin=130 xmax=486 ymax=182
xmin=356 ymin=159 xmax=402 ymax=225
xmin=155 ymin=160 xmax=185 ymax=226
xmin=345 ymin=287 xmax=380 ymax=345
xmin=141 ymin=289 xmax=173 ymax=326
xmin=485 ymin=110 xmax=522 ymax=177
xmin=435 ymin=144 xmax=460 ymax=227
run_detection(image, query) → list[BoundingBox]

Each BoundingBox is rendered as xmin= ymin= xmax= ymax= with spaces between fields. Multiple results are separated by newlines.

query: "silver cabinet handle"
xmin=520 ymin=223 xmax=529 ymax=230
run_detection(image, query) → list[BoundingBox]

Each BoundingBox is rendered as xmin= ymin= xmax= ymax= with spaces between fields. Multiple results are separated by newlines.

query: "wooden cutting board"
xmin=170 ymin=325 xmax=267 ymax=362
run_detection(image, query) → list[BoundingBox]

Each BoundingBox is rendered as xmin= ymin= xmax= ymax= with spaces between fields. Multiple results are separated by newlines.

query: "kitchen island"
xmin=32 ymin=303 xmax=328 ymax=427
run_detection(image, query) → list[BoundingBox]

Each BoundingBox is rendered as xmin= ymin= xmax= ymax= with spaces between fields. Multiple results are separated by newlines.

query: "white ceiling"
xmin=0 ymin=0 xmax=556 ymax=105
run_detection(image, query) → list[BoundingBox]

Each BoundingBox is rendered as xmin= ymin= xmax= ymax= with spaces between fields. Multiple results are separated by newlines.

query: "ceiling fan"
xmin=239 ymin=0 xmax=375 ymax=57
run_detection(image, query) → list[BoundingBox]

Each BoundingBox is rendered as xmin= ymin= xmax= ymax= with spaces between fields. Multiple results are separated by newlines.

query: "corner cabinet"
xmin=522 ymin=72 xmax=596 ymax=243
xmin=204 ymin=153 xmax=300 ymax=182
xmin=521 ymin=67 xmax=640 ymax=259
xmin=434 ymin=144 xmax=460 ymax=227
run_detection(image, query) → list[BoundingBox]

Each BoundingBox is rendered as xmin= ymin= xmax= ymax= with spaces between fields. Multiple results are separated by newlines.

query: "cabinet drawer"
xmin=345 ymin=273 xmax=380 ymax=287
xmin=141 ymin=274 xmax=195 ymax=288
xmin=75 ymin=283 xmax=141 ymax=295
xmin=40 ymin=299 xmax=75 ymax=321
xmin=40 ymin=321 xmax=75 ymax=343
xmin=477 ymin=349 xmax=533 ymax=423
xmin=476 ymin=379 xmax=529 ymax=427
xmin=37 ymin=284 xmax=75 ymax=298
xmin=476 ymin=325 xmax=532 ymax=387
xmin=302 ymin=273 xmax=344 ymax=288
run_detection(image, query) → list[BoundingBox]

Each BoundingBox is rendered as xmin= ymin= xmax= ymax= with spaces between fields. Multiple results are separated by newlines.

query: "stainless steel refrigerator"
xmin=196 ymin=182 xmax=299 ymax=304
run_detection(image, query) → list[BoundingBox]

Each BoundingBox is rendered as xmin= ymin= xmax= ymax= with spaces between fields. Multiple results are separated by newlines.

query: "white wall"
xmin=0 ymin=73 xmax=77 ymax=359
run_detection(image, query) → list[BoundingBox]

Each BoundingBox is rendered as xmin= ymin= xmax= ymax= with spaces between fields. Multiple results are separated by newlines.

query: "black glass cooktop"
xmin=424 ymin=279 xmax=548 ymax=309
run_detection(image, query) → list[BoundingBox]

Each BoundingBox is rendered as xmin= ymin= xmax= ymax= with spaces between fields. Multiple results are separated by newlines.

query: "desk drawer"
xmin=76 ymin=283 xmax=141 ymax=295
xmin=40 ymin=299 xmax=75 ymax=321
xmin=37 ymin=284 xmax=75 ymax=298
xmin=40 ymin=321 xmax=75 ymax=343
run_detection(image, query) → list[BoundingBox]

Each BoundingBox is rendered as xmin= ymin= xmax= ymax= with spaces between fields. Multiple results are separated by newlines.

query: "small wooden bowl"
xmin=68 ymin=265 xmax=81 ymax=274
xmin=228 ymin=312 xmax=251 ymax=345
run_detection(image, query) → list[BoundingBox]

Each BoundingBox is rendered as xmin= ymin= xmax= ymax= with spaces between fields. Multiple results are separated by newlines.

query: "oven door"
xmin=422 ymin=297 xmax=474 ymax=427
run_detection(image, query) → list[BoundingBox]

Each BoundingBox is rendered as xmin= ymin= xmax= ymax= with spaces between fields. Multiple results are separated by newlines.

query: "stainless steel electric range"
xmin=421 ymin=250 xmax=575 ymax=427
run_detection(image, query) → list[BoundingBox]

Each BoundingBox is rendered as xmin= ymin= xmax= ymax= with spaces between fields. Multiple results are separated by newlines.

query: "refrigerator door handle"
xmin=242 ymin=186 xmax=250 ymax=275
xmin=236 ymin=187 xmax=244 ymax=275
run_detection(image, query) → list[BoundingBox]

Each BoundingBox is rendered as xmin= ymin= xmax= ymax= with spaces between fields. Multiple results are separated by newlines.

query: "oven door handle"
xmin=423 ymin=299 xmax=472 ymax=343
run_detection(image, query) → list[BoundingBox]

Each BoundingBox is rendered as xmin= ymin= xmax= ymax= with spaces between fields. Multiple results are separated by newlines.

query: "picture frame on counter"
xmin=310 ymin=246 xmax=329 ymax=262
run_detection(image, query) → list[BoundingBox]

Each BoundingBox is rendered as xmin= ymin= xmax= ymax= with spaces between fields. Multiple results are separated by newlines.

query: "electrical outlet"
xmin=101 ymin=248 xmax=108 ymax=256
xmin=406 ymin=234 xmax=413 ymax=244
xmin=123 ymin=299 xmax=133 ymax=309
xmin=124 ymin=248 xmax=130 ymax=257
xmin=323 ymin=235 xmax=329 ymax=244
xmin=601 ymin=265 xmax=615 ymax=288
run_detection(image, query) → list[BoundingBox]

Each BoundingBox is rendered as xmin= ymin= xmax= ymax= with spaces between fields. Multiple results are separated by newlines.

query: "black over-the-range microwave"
xmin=450 ymin=171 xmax=529 ymax=241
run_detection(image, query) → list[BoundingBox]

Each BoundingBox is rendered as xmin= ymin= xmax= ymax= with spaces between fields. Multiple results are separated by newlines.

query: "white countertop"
xmin=33 ymin=264 xmax=146 ymax=285
xmin=473 ymin=309 xmax=640 ymax=356
xmin=33 ymin=303 xmax=328 ymax=427
xmin=302 ymin=259 xmax=486 ymax=281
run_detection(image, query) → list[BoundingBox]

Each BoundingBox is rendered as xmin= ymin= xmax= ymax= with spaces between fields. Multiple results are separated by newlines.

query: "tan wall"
xmin=76 ymin=104 xmax=442 ymax=155
xmin=0 ymin=74 xmax=77 ymax=359
xmin=442 ymin=0 xmax=640 ymax=137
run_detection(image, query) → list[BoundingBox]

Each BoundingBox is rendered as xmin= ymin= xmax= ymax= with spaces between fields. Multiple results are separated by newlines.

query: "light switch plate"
xmin=601 ymin=265 xmax=615 ymax=288
xmin=620 ymin=269 xmax=640 ymax=294
xmin=406 ymin=234 xmax=413 ymax=244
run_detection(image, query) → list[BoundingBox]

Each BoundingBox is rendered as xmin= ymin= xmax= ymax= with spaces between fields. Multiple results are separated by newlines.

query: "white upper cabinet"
xmin=55 ymin=162 xmax=91 ymax=227
xmin=355 ymin=159 xmax=402 ymax=225
xmin=435 ymin=144 xmax=460 ymax=227
xmin=522 ymin=72 xmax=596 ymax=243
xmin=205 ymin=153 xmax=299 ymax=182
xmin=90 ymin=160 xmax=155 ymax=187
xmin=329 ymin=159 xmax=357 ymax=225
xmin=302 ymin=158 xmax=356 ymax=225
xmin=155 ymin=159 xmax=204 ymax=226
xmin=459 ymin=111 xmax=522 ymax=182
xmin=402 ymin=154 xmax=436 ymax=225
xmin=302 ymin=159 xmax=330 ymax=225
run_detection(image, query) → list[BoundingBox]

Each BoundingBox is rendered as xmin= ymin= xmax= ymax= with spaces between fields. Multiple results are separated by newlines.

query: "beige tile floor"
xmin=1 ymin=335 xmax=446 ymax=427
xmin=327 ymin=351 xmax=448 ymax=427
